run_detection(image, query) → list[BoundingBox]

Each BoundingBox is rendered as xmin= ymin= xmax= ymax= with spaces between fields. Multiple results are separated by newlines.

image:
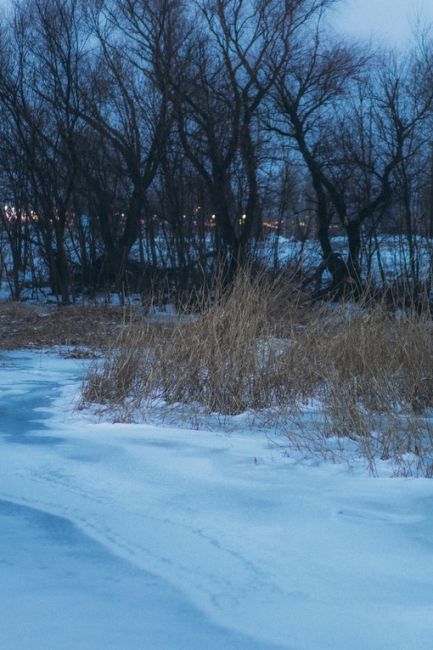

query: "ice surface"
xmin=1 ymin=351 xmax=433 ymax=649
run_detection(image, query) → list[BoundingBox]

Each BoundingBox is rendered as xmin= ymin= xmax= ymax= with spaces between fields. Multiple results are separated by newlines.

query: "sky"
xmin=0 ymin=0 xmax=431 ymax=48
xmin=333 ymin=0 xmax=433 ymax=46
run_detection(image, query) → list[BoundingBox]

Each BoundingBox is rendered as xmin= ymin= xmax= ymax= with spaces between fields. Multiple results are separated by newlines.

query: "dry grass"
xmin=0 ymin=302 xmax=131 ymax=352
xmin=81 ymin=272 xmax=433 ymax=476
xmin=82 ymin=272 xmax=306 ymax=414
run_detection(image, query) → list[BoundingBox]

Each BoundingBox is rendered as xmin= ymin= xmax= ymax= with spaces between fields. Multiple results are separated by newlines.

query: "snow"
xmin=2 ymin=351 xmax=433 ymax=649
xmin=2 ymin=233 xmax=433 ymax=303
xmin=0 ymin=280 xmax=10 ymax=301
xmin=257 ymin=234 xmax=433 ymax=283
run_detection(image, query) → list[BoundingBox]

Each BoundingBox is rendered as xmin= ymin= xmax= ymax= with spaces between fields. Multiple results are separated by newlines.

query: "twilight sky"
xmin=333 ymin=0 xmax=433 ymax=46
xmin=0 ymin=0 xmax=431 ymax=48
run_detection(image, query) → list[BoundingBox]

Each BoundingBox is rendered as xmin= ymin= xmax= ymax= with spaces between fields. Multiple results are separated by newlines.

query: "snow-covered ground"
xmin=2 ymin=233 xmax=433 ymax=304
xmin=2 ymin=351 xmax=433 ymax=649
xmin=257 ymin=234 xmax=433 ymax=283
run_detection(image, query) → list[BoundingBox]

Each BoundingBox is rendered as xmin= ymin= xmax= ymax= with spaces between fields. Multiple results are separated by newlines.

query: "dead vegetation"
xmin=80 ymin=271 xmax=433 ymax=476
xmin=82 ymin=272 xmax=302 ymax=413
xmin=0 ymin=302 xmax=131 ymax=352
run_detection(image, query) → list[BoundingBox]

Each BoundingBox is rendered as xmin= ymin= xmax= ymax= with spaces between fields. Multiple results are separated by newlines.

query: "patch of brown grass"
xmin=80 ymin=272 xmax=433 ymax=475
xmin=81 ymin=272 xmax=325 ymax=415
xmin=0 ymin=302 xmax=132 ymax=351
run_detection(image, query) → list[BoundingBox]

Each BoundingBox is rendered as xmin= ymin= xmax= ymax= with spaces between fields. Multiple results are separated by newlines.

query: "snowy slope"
xmin=1 ymin=351 xmax=433 ymax=649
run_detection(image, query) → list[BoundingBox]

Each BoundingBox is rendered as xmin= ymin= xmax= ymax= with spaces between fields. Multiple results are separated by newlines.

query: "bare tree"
xmin=70 ymin=0 xmax=176 ymax=289
xmin=0 ymin=0 xmax=89 ymax=302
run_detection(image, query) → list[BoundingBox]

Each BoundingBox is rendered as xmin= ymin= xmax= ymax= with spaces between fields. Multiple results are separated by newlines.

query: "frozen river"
xmin=0 ymin=352 xmax=279 ymax=649
xmin=1 ymin=351 xmax=433 ymax=649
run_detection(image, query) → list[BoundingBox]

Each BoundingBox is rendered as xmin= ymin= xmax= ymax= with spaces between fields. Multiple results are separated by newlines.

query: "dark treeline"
xmin=0 ymin=0 xmax=433 ymax=303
